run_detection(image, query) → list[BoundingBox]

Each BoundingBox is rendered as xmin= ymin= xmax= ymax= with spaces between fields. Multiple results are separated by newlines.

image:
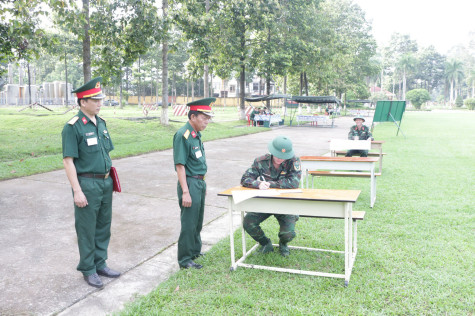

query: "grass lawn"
xmin=117 ymin=111 xmax=475 ymax=315
xmin=0 ymin=105 xmax=263 ymax=180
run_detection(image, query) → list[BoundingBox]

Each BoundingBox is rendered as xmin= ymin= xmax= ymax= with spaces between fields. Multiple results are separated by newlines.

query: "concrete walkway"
xmin=0 ymin=116 xmax=361 ymax=315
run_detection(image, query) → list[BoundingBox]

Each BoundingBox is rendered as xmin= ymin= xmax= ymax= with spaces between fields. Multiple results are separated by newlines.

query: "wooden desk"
xmin=218 ymin=186 xmax=362 ymax=286
xmin=331 ymin=140 xmax=386 ymax=174
xmin=300 ymin=156 xmax=378 ymax=208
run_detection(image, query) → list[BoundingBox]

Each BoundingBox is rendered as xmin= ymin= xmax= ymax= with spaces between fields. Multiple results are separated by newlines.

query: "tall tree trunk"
xmin=120 ymin=72 xmax=123 ymax=109
xmin=266 ymin=73 xmax=271 ymax=109
xmin=304 ymin=72 xmax=308 ymax=96
xmin=64 ymin=44 xmax=68 ymax=106
xmin=27 ymin=62 xmax=31 ymax=104
xmin=192 ymin=80 xmax=195 ymax=101
xmin=82 ymin=0 xmax=91 ymax=82
xmin=239 ymin=65 xmax=245 ymax=120
xmin=161 ymin=0 xmax=169 ymax=125
xmin=138 ymin=56 xmax=141 ymax=107
xmin=402 ymin=68 xmax=406 ymax=101
xmin=284 ymin=75 xmax=287 ymax=94
xmin=299 ymin=72 xmax=303 ymax=95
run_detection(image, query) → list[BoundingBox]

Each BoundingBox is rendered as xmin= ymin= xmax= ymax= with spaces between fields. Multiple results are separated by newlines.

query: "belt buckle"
xmin=104 ymin=172 xmax=109 ymax=179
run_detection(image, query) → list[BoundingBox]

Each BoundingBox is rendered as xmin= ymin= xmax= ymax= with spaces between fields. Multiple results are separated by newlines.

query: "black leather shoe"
xmin=180 ymin=261 xmax=203 ymax=269
xmin=84 ymin=273 xmax=103 ymax=288
xmin=191 ymin=252 xmax=205 ymax=260
xmin=97 ymin=267 xmax=121 ymax=278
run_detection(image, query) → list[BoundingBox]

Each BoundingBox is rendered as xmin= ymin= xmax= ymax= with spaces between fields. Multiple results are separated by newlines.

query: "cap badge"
xmin=95 ymin=82 xmax=101 ymax=89
xmin=282 ymin=148 xmax=286 ymax=153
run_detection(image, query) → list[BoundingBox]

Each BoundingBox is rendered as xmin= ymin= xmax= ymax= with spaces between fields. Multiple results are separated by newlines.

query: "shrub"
xmin=406 ymin=89 xmax=430 ymax=109
xmin=455 ymin=95 xmax=463 ymax=107
xmin=464 ymin=98 xmax=475 ymax=110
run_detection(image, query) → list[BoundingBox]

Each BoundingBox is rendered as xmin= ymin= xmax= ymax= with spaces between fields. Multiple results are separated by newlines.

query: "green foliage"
xmin=406 ymin=89 xmax=430 ymax=109
xmin=464 ymin=98 xmax=475 ymax=110
xmin=0 ymin=0 xmax=49 ymax=74
xmin=455 ymin=95 xmax=463 ymax=107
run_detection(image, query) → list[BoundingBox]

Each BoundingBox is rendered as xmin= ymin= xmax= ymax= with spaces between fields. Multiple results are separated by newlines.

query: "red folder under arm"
xmin=110 ymin=167 xmax=121 ymax=192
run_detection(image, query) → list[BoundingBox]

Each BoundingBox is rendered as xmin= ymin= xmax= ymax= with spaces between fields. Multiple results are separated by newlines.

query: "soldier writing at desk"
xmin=241 ymin=136 xmax=302 ymax=257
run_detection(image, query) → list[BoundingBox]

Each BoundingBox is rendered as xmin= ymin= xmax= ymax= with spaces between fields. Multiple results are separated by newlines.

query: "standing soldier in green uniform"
xmin=62 ymin=77 xmax=120 ymax=288
xmin=346 ymin=116 xmax=374 ymax=157
xmin=173 ymin=98 xmax=215 ymax=269
xmin=241 ymin=136 xmax=302 ymax=257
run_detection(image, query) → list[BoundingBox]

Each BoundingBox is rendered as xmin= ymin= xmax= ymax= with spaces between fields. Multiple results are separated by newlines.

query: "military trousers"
xmin=346 ymin=149 xmax=368 ymax=157
xmin=177 ymin=177 xmax=206 ymax=266
xmin=243 ymin=212 xmax=299 ymax=245
xmin=74 ymin=176 xmax=113 ymax=276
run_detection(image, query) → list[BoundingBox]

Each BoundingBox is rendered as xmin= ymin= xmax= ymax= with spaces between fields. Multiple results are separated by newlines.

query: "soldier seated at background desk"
xmin=346 ymin=115 xmax=374 ymax=157
xmin=240 ymin=136 xmax=302 ymax=257
xmin=249 ymin=107 xmax=259 ymax=126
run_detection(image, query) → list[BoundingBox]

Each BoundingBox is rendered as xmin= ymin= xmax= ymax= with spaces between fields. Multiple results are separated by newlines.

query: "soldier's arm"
xmin=348 ymin=128 xmax=354 ymax=140
xmin=241 ymin=159 xmax=261 ymax=189
xmin=63 ymin=157 xmax=88 ymax=208
xmin=176 ymin=164 xmax=192 ymax=207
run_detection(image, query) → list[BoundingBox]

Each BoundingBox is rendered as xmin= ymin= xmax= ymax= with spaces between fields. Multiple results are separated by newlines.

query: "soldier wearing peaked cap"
xmin=240 ymin=136 xmax=302 ymax=257
xmin=173 ymin=98 xmax=215 ymax=269
xmin=346 ymin=115 xmax=374 ymax=157
xmin=61 ymin=77 xmax=120 ymax=288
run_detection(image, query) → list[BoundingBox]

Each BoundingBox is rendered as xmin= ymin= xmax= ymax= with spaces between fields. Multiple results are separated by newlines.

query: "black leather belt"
xmin=78 ymin=172 xmax=110 ymax=179
xmin=187 ymin=175 xmax=205 ymax=180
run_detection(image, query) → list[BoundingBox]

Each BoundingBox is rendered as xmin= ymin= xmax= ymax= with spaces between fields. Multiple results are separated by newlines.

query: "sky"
xmin=354 ymin=0 xmax=475 ymax=54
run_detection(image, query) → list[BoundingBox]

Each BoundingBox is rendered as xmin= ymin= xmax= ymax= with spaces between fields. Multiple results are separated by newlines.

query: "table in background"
xmin=300 ymin=156 xmax=379 ymax=208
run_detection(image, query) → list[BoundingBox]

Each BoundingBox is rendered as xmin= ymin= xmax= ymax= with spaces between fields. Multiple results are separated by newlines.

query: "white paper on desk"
xmin=231 ymin=189 xmax=303 ymax=205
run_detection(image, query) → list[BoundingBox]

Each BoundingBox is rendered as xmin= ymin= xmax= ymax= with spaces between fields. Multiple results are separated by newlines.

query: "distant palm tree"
xmin=445 ymin=60 xmax=464 ymax=106
xmin=396 ymin=54 xmax=416 ymax=100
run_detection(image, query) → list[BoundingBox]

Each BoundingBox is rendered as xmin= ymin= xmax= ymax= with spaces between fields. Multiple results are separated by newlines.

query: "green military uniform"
xmin=346 ymin=116 xmax=373 ymax=157
xmin=241 ymin=136 xmax=302 ymax=256
xmin=173 ymin=121 xmax=208 ymax=267
xmin=250 ymin=108 xmax=259 ymax=126
xmin=62 ymin=109 xmax=114 ymax=276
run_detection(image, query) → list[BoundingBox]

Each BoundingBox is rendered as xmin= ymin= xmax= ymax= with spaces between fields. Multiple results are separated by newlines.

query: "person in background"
xmin=346 ymin=116 xmax=374 ymax=157
xmin=240 ymin=136 xmax=302 ymax=257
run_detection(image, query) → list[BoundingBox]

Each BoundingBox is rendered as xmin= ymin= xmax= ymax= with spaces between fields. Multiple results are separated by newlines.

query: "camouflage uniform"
xmin=346 ymin=124 xmax=373 ymax=157
xmin=240 ymin=154 xmax=302 ymax=248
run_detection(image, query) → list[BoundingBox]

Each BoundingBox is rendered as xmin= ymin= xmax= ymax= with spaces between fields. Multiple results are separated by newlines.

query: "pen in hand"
xmin=259 ymin=175 xmax=270 ymax=190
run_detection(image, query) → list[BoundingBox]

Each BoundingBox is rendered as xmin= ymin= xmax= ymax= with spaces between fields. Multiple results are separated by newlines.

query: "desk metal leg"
xmin=379 ymin=148 xmax=383 ymax=174
xmin=370 ymin=165 xmax=376 ymax=208
xmin=229 ymin=198 xmax=237 ymax=271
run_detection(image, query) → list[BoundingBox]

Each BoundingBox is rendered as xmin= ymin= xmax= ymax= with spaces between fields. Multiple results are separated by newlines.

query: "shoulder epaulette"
xmin=183 ymin=129 xmax=190 ymax=139
xmin=68 ymin=116 xmax=79 ymax=125
xmin=98 ymin=116 xmax=106 ymax=122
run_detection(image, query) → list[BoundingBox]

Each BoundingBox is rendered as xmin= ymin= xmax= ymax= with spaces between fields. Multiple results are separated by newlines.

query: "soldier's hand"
xmin=182 ymin=191 xmax=192 ymax=208
xmin=258 ymin=181 xmax=270 ymax=190
xmin=74 ymin=190 xmax=88 ymax=208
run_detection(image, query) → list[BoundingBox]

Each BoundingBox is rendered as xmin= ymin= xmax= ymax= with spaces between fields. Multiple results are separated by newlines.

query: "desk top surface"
xmin=300 ymin=156 xmax=379 ymax=162
xmin=218 ymin=186 xmax=360 ymax=202
xmin=371 ymin=140 xmax=385 ymax=144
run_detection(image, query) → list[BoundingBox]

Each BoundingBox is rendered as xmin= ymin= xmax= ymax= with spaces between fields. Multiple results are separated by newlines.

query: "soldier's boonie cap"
xmin=353 ymin=116 xmax=365 ymax=122
xmin=268 ymin=135 xmax=294 ymax=160
xmin=187 ymin=97 xmax=215 ymax=117
xmin=72 ymin=77 xmax=106 ymax=99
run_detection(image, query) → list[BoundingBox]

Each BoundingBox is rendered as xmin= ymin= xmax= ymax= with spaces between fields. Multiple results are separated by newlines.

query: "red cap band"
xmin=76 ymin=87 xmax=102 ymax=99
xmin=189 ymin=105 xmax=212 ymax=112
